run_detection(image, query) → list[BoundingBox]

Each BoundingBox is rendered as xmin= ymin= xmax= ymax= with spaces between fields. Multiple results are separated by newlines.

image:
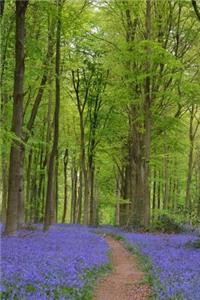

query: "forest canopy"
xmin=0 ymin=0 xmax=200 ymax=236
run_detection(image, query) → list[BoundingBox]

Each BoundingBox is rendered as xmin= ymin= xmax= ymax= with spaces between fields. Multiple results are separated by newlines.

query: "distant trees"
xmin=70 ymin=48 xmax=109 ymax=225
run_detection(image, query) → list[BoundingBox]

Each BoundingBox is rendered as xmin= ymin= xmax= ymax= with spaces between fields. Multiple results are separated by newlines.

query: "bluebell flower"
xmin=1 ymin=224 xmax=109 ymax=299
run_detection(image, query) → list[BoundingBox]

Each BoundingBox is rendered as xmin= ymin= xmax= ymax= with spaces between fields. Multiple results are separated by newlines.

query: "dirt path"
xmin=93 ymin=236 xmax=151 ymax=300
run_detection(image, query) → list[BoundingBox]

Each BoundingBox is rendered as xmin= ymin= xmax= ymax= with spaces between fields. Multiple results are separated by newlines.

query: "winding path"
xmin=93 ymin=236 xmax=151 ymax=300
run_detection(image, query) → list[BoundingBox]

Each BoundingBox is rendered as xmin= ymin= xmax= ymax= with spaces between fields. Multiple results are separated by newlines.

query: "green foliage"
xmin=151 ymin=214 xmax=182 ymax=234
xmin=185 ymin=239 xmax=200 ymax=249
xmin=1 ymin=0 xmax=200 ymax=228
xmin=81 ymin=264 xmax=112 ymax=300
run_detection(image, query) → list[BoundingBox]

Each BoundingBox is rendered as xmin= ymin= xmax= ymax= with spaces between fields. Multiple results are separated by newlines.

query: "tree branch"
xmin=192 ymin=0 xmax=200 ymax=21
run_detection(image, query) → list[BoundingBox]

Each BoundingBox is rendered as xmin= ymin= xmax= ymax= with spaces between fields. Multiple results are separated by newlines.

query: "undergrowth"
xmin=79 ymin=263 xmax=112 ymax=300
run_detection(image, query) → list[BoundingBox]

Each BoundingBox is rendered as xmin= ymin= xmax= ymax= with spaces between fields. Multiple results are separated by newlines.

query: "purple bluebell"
xmin=1 ymin=224 xmax=109 ymax=299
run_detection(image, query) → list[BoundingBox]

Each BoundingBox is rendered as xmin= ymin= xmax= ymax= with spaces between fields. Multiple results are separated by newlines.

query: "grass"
xmin=80 ymin=263 xmax=112 ymax=300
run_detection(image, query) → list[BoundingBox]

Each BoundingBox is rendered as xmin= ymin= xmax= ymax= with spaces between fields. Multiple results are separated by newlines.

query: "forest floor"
xmin=93 ymin=236 xmax=151 ymax=300
xmin=1 ymin=225 xmax=200 ymax=299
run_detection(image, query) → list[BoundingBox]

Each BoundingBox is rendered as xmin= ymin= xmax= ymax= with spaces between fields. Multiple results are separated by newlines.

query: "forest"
xmin=0 ymin=0 xmax=200 ymax=299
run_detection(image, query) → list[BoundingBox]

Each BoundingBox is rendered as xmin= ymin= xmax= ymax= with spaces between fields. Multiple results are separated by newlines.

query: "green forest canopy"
xmin=0 ymin=0 xmax=200 ymax=235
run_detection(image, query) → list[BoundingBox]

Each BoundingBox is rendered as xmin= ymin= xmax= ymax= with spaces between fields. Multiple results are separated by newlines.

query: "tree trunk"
xmin=119 ymin=165 xmax=129 ymax=226
xmin=115 ymin=176 xmax=120 ymax=226
xmin=4 ymin=0 xmax=28 ymax=235
xmin=19 ymin=10 xmax=56 ymax=227
xmin=1 ymin=159 xmax=8 ymax=224
xmin=26 ymin=148 xmax=32 ymax=222
xmin=76 ymin=169 xmax=83 ymax=223
xmin=152 ymin=166 xmax=156 ymax=220
xmin=70 ymin=164 xmax=77 ymax=224
xmin=62 ymin=148 xmax=68 ymax=223
xmin=185 ymin=105 xmax=195 ymax=210
xmin=44 ymin=0 xmax=61 ymax=230
xmin=0 ymin=95 xmax=8 ymax=224
xmin=54 ymin=154 xmax=59 ymax=222
xmin=163 ymin=147 xmax=169 ymax=210
xmin=126 ymin=0 xmax=151 ymax=229
xmin=17 ymin=147 xmax=25 ymax=228
xmin=197 ymin=159 xmax=200 ymax=217
xmin=89 ymin=164 xmax=95 ymax=225
xmin=1 ymin=94 xmax=9 ymax=224
xmin=192 ymin=0 xmax=200 ymax=21
xmin=80 ymin=116 xmax=89 ymax=225
xmin=157 ymin=169 xmax=161 ymax=210
xmin=72 ymin=168 xmax=77 ymax=223
xmin=143 ymin=0 xmax=151 ymax=227
xmin=88 ymin=129 xmax=96 ymax=225
xmin=0 ymin=0 xmax=5 ymax=17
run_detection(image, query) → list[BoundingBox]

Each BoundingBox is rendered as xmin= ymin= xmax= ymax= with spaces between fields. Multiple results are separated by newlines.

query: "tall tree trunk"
xmin=127 ymin=0 xmax=151 ymax=229
xmin=89 ymin=164 xmax=95 ymax=225
xmin=0 ymin=91 xmax=9 ymax=224
xmin=185 ymin=105 xmax=195 ymax=210
xmin=80 ymin=116 xmax=89 ymax=225
xmin=196 ymin=154 xmax=200 ymax=217
xmin=143 ymin=0 xmax=151 ymax=227
xmin=54 ymin=154 xmax=59 ymax=222
xmin=26 ymin=148 xmax=32 ymax=222
xmin=4 ymin=0 xmax=28 ymax=235
xmin=62 ymin=148 xmax=68 ymax=223
xmin=4 ymin=13 xmax=55 ymax=230
xmin=88 ymin=130 xmax=96 ymax=225
xmin=44 ymin=0 xmax=61 ymax=230
xmin=115 ymin=176 xmax=120 ymax=226
xmin=0 ymin=0 xmax=5 ymax=17
xmin=19 ymin=18 xmax=55 ymax=227
xmin=72 ymin=168 xmax=77 ymax=224
xmin=17 ymin=147 xmax=25 ymax=228
xmin=1 ymin=160 xmax=8 ymax=224
xmin=40 ymin=177 xmax=46 ymax=223
xmin=163 ymin=146 xmax=169 ymax=210
xmin=37 ymin=143 xmax=46 ymax=222
xmin=76 ymin=169 xmax=83 ymax=223
xmin=71 ymin=67 xmax=91 ymax=225
xmin=157 ymin=169 xmax=161 ymax=210
xmin=42 ymin=59 xmax=53 ymax=222
xmin=87 ymin=90 xmax=103 ymax=225
xmin=133 ymin=154 xmax=146 ymax=226
xmin=29 ymin=152 xmax=37 ymax=223
xmin=70 ymin=164 xmax=77 ymax=224
xmin=152 ymin=166 xmax=157 ymax=220
xmin=30 ymin=150 xmax=40 ymax=223
xmin=0 ymin=98 xmax=8 ymax=224
xmin=119 ymin=165 xmax=128 ymax=226
xmin=192 ymin=0 xmax=200 ymax=21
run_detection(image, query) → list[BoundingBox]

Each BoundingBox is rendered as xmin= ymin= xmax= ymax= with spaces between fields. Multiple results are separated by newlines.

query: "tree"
xmin=192 ymin=0 xmax=200 ymax=20
xmin=185 ymin=105 xmax=200 ymax=210
xmin=0 ymin=0 xmax=5 ymax=17
xmin=44 ymin=0 xmax=61 ymax=230
xmin=62 ymin=148 xmax=69 ymax=223
xmin=4 ymin=0 xmax=29 ymax=236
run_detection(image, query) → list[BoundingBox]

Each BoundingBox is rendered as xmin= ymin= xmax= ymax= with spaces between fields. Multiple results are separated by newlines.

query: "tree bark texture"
xmin=44 ymin=0 xmax=61 ymax=230
xmin=62 ymin=148 xmax=68 ymax=223
xmin=4 ymin=0 xmax=28 ymax=235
